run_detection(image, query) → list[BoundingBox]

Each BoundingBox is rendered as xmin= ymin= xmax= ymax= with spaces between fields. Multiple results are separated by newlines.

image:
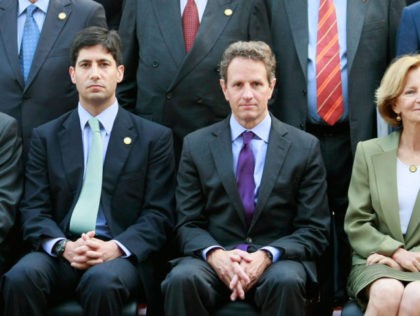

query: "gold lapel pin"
xmin=123 ymin=137 xmax=132 ymax=145
xmin=224 ymin=9 xmax=233 ymax=16
xmin=58 ymin=12 xmax=66 ymax=20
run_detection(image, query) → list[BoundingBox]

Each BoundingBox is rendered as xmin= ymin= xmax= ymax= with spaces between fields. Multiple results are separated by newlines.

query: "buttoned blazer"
xmin=265 ymin=0 xmax=405 ymax=153
xmin=0 ymin=0 xmax=106 ymax=153
xmin=176 ymin=115 xmax=330 ymax=279
xmin=117 ymin=0 xmax=271 ymax=155
xmin=397 ymin=2 xmax=420 ymax=55
xmin=20 ymin=107 xmax=176 ymax=264
xmin=345 ymin=132 xmax=420 ymax=265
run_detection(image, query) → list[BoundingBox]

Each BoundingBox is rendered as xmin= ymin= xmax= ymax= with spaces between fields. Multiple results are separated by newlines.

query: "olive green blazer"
xmin=344 ymin=131 xmax=420 ymax=265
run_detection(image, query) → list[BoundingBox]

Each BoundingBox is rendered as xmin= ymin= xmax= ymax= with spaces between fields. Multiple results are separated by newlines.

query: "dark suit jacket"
xmin=397 ymin=2 xmax=420 ymax=55
xmin=0 ymin=0 xmax=106 ymax=154
xmin=20 ymin=107 xmax=176 ymax=265
xmin=0 ymin=113 xmax=22 ymax=273
xmin=117 ymin=0 xmax=271 ymax=157
xmin=176 ymin=115 xmax=330 ymax=283
xmin=265 ymin=0 xmax=405 ymax=153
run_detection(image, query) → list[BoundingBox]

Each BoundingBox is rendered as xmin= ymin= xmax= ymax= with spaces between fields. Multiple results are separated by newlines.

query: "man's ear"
xmin=69 ymin=66 xmax=76 ymax=84
xmin=220 ymin=79 xmax=228 ymax=101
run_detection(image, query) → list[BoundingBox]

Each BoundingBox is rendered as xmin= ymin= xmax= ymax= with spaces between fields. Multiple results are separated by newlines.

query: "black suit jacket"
xmin=117 ymin=0 xmax=271 ymax=157
xmin=20 ymin=107 xmax=176 ymax=265
xmin=265 ymin=0 xmax=405 ymax=153
xmin=176 ymin=115 xmax=330 ymax=282
xmin=0 ymin=0 xmax=106 ymax=155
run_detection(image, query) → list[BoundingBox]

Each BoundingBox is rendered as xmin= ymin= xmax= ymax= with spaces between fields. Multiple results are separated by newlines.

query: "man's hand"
xmin=207 ymin=249 xmax=251 ymax=300
xmin=62 ymin=231 xmax=123 ymax=270
xmin=366 ymin=253 xmax=402 ymax=270
xmin=239 ymin=250 xmax=272 ymax=292
xmin=392 ymin=248 xmax=420 ymax=272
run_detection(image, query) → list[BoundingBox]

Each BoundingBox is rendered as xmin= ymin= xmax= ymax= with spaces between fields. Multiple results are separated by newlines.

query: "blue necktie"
xmin=69 ymin=118 xmax=103 ymax=235
xmin=236 ymin=131 xmax=255 ymax=226
xmin=20 ymin=4 xmax=40 ymax=83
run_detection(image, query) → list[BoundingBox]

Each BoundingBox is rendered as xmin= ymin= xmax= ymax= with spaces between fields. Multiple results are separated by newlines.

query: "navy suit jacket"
xmin=117 ymin=0 xmax=271 ymax=157
xmin=20 ymin=107 xmax=176 ymax=265
xmin=397 ymin=2 xmax=420 ymax=55
xmin=0 ymin=0 xmax=106 ymax=154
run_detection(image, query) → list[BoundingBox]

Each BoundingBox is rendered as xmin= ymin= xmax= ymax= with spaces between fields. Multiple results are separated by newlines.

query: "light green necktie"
xmin=69 ymin=117 xmax=103 ymax=235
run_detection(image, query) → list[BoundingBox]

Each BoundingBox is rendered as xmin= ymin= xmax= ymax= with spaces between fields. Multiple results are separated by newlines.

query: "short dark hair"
xmin=70 ymin=26 xmax=122 ymax=66
xmin=219 ymin=41 xmax=276 ymax=84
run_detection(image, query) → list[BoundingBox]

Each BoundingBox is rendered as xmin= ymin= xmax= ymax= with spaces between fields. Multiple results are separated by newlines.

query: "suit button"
xmin=299 ymin=122 xmax=304 ymax=130
xmin=166 ymin=93 xmax=173 ymax=100
xmin=197 ymin=98 xmax=203 ymax=104
xmin=245 ymin=237 xmax=252 ymax=243
xmin=152 ymin=61 xmax=159 ymax=68
xmin=302 ymin=89 xmax=307 ymax=96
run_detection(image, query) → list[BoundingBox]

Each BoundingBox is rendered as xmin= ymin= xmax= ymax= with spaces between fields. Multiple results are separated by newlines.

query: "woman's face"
xmin=394 ymin=67 xmax=420 ymax=127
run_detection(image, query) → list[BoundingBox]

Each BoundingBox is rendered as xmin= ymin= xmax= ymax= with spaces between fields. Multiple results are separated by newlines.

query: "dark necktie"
xmin=182 ymin=0 xmax=199 ymax=52
xmin=20 ymin=4 xmax=40 ymax=83
xmin=236 ymin=131 xmax=255 ymax=226
xmin=316 ymin=0 xmax=344 ymax=126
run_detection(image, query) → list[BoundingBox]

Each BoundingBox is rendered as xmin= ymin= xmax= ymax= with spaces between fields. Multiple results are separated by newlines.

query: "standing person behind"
xmin=162 ymin=41 xmax=330 ymax=316
xmin=117 ymin=0 xmax=271 ymax=159
xmin=0 ymin=113 xmax=23 ymax=275
xmin=94 ymin=0 xmax=122 ymax=29
xmin=265 ymin=0 xmax=405 ymax=308
xmin=1 ymin=27 xmax=176 ymax=316
xmin=397 ymin=2 xmax=420 ymax=56
xmin=345 ymin=55 xmax=420 ymax=315
xmin=0 ymin=0 xmax=106 ymax=156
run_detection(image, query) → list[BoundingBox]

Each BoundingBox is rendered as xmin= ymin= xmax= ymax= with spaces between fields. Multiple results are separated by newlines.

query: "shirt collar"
xmin=230 ymin=113 xmax=271 ymax=143
xmin=18 ymin=0 xmax=49 ymax=15
xmin=78 ymin=101 xmax=119 ymax=135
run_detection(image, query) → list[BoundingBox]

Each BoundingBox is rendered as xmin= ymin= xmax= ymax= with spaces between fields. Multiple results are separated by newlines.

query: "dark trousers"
xmin=162 ymin=256 xmax=307 ymax=316
xmin=1 ymin=252 xmax=141 ymax=316
xmin=307 ymin=123 xmax=353 ymax=309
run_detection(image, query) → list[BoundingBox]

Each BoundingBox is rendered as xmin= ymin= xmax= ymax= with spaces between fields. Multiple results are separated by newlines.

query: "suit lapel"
xmin=347 ymin=0 xmax=368 ymax=72
xmin=372 ymin=133 xmax=403 ymax=240
xmin=170 ymin=0 xmax=238 ymax=87
xmin=102 ymin=109 xmax=136 ymax=201
xmin=0 ymin=0 xmax=25 ymax=88
xmin=58 ymin=110 xmax=84 ymax=195
xmin=209 ymin=119 xmax=248 ymax=228
xmin=406 ymin=190 xmax=420 ymax=246
xmin=250 ymin=117 xmax=290 ymax=230
xmin=152 ymin=0 xmax=185 ymax=67
xmin=284 ymin=0 xmax=308 ymax=80
xmin=25 ymin=0 xmax=71 ymax=88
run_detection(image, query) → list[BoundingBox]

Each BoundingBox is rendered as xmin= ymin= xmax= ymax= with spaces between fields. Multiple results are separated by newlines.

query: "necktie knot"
xmin=26 ymin=4 xmax=37 ymax=16
xmin=88 ymin=117 xmax=101 ymax=134
xmin=242 ymin=131 xmax=254 ymax=145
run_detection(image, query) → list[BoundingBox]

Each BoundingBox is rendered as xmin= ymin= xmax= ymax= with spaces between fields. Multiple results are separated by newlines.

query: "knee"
xmin=263 ymin=267 xmax=306 ymax=296
xmin=368 ymin=279 xmax=404 ymax=312
xmin=162 ymin=263 xmax=206 ymax=295
xmin=78 ymin=267 xmax=122 ymax=296
xmin=400 ymin=281 xmax=420 ymax=314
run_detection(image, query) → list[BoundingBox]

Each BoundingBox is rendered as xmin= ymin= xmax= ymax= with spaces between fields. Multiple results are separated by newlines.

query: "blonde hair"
xmin=376 ymin=54 xmax=420 ymax=127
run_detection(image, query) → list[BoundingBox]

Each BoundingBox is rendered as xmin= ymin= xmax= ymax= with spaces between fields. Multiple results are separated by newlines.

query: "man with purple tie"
xmin=162 ymin=41 xmax=330 ymax=316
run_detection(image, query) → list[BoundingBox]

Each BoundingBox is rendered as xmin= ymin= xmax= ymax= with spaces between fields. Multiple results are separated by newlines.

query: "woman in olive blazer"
xmin=345 ymin=55 xmax=420 ymax=315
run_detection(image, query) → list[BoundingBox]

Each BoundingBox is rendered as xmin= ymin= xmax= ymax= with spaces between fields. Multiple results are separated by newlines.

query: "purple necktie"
xmin=236 ymin=131 xmax=255 ymax=226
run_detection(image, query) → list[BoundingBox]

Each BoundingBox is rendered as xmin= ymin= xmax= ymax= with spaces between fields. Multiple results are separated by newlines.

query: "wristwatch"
xmin=52 ymin=239 xmax=68 ymax=258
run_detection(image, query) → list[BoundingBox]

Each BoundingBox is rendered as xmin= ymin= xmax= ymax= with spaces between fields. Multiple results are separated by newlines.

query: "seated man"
xmin=1 ymin=27 xmax=175 ymax=316
xmin=162 ymin=41 xmax=330 ymax=316
xmin=0 ymin=113 xmax=23 ymax=275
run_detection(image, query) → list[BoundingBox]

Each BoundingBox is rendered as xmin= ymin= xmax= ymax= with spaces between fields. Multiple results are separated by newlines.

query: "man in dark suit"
xmin=162 ymin=41 xmax=330 ymax=316
xmin=94 ymin=0 xmax=122 ymax=29
xmin=117 ymin=0 xmax=271 ymax=159
xmin=1 ymin=27 xmax=175 ymax=316
xmin=0 ymin=0 xmax=106 ymax=156
xmin=0 ymin=113 xmax=23 ymax=275
xmin=397 ymin=2 xmax=420 ymax=55
xmin=265 ymin=0 xmax=405 ymax=309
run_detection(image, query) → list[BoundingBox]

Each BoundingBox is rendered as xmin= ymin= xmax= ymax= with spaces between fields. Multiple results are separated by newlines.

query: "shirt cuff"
xmin=113 ymin=240 xmax=131 ymax=258
xmin=260 ymin=246 xmax=281 ymax=263
xmin=42 ymin=237 xmax=66 ymax=257
xmin=202 ymin=245 xmax=224 ymax=260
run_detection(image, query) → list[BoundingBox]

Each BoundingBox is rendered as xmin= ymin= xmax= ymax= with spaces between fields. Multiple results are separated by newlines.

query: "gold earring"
xmin=396 ymin=114 xmax=401 ymax=121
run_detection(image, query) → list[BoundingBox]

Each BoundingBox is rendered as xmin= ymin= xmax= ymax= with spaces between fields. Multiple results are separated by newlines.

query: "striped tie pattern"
xmin=182 ymin=0 xmax=199 ymax=52
xmin=316 ymin=0 xmax=344 ymax=126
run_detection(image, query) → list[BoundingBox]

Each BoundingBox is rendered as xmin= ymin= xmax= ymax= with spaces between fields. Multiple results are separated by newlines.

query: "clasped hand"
xmin=207 ymin=249 xmax=272 ymax=302
xmin=367 ymin=249 xmax=420 ymax=272
xmin=62 ymin=231 xmax=123 ymax=270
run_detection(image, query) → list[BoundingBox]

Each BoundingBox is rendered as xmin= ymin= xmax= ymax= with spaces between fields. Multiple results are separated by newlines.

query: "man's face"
xmin=220 ymin=57 xmax=275 ymax=129
xmin=69 ymin=45 xmax=124 ymax=113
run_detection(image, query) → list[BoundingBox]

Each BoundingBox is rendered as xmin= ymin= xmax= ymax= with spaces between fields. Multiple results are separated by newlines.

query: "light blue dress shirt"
xmin=18 ymin=0 xmax=49 ymax=52
xmin=307 ymin=0 xmax=348 ymax=124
